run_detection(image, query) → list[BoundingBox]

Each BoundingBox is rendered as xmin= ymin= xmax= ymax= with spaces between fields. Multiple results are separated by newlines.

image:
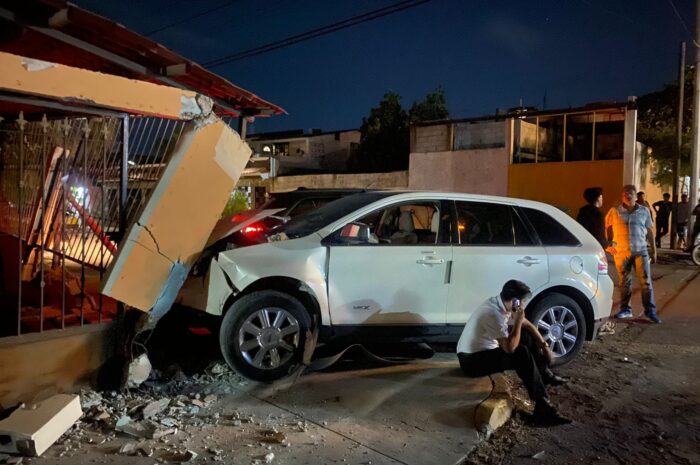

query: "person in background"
xmin=457 ymin=280 xmax=571 ymax=426
xmin=676 ymin=193 xmax=691 ymax=250
xmin=606 ymin=185 xmax=660 ymax=324
xmin=652 ymin=193 xmax=672 ymax=248
xmin=686 ymin=195 xmax=700 ymax=251
xmin=636 ymin=191 xmax=652 ymax=212
xmin=576 ymin=187 xmax=607 ymax=248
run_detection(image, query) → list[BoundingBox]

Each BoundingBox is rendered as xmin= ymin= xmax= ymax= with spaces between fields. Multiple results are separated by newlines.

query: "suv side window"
xmin=521 ymin=207 xmax=581 ymax=246
xmin=454 ymin=201 xmax=515 ymax=245
xmin=329 ymin=200 xmax=450 ymax=245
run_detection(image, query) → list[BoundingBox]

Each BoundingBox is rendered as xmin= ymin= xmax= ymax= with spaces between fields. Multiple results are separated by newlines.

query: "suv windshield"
xmin=278 ymin=192 xmax=399 ymax=238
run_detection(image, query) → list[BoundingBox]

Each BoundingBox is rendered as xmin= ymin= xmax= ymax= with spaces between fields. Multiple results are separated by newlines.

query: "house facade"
xmin=408 ymin=100 xmax=657 ymax=216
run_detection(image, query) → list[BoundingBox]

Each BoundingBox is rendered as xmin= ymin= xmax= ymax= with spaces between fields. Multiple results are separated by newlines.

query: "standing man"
xmin=606 ymin=185 xmax=660 ymax=323
xmin=652 ymin=193 xmax=673 ymax=248
xmin=576 ymin=187 xmax=607 ymax=248
xmin=457 ymin=280 xmax=571 ymax=426
xmin=636 ymin=191 xmax=652 ymax=211
xmin=676 ymin=193 xmax=691 ymax=250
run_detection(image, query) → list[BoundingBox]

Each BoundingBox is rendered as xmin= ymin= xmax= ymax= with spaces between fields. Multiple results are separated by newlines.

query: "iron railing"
xmin=0 ymin=111 xmax=187 ymax=337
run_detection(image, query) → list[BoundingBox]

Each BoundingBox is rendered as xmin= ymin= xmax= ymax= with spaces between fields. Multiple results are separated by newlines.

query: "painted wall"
xmin=240 ymin=171 xmax=408 ymax=191
xmin=508 ymin=159 xmax=624 ymax=216
xmin=0 ymin=324 xmax=113 ymax=407
xmin=408 ymin=148 xmax=510 ymax=196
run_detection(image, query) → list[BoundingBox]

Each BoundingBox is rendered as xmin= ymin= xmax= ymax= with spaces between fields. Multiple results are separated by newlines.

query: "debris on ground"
xmin=127 ymin=353 xmax=153 ymax=388
xmin=531 ymin=451 xmax=545 ymax=460
xmin=260 ymin=429 xmax=287 ymax=444
xmin=0 ymin=394 xmax=82 ymax=457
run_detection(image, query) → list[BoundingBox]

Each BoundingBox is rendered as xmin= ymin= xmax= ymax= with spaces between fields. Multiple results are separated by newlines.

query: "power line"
xmin=203 ymin=0 xmax=431 ymax=68
xmin=145 ymin=0 xmax=241 ymax=36
xmin=665 ymin=0 xmax=692 ymax=37
xmin=664 ymin=0 xmax=699 ymax=47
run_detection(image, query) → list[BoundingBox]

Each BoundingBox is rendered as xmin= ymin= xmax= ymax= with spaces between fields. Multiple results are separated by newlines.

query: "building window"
xmin=273 ymin=142 xmax=290 ymax=157
xmin=512 ymin=109 xmax=625 ymax=164
xmin=513 ymin=117 xmax=537 ymax=163
xmin=565 ymin=113 xmax=594 ymax=162
xmin=594 ymin=112 xmax=624 ymax=160
xmin=537 ymin=115 xmax=564 ymax=163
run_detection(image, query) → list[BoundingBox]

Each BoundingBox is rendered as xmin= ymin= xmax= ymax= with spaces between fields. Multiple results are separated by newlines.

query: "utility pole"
xmin=672 ymin=42 xmax=686 ymax=250
xmin=690 ymin=0 xmax=700 ymax=245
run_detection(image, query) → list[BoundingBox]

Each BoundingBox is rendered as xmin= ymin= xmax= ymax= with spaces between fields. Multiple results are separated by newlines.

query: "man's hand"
xmin=650 ymin=250 xmax=657 ymax=264
xmin=513 ymin=303 xmax=525 ymax=326
xmin=537 ymin=339 xmax=555 ymax=364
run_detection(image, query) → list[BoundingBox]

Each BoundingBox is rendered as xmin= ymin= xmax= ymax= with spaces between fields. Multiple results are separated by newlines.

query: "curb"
xmin=474 ymin=373 xmax=513 ymax=436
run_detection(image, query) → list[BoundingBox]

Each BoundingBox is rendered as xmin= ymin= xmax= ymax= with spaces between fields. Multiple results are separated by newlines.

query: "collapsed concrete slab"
xmin=0 ymin=394 xmax=82 ymax=457
xmin=101 ymin=118 xmax=252 ymax=315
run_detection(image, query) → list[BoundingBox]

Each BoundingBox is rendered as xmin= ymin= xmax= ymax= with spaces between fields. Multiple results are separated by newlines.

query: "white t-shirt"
xmin=456 ymin=296 xmax=512 ymax=354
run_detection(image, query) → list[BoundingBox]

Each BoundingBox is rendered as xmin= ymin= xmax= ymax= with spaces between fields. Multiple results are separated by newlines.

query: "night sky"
xmin=74 ymin=0 xmax=694 ymax=134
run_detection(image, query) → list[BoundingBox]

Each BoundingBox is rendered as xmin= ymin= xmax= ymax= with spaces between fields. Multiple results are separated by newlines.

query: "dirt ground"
xmin=464 ymin=263 xmax=700 ymax=465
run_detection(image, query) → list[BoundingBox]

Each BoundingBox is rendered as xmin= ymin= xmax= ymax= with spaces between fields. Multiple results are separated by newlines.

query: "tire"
xmin=692 ymin=244 xmax=700 ymax=266
xmin=219 ymin=290 xmax=311 ymax=382
xmin=527 ymin=293 xmax=586 ymax=366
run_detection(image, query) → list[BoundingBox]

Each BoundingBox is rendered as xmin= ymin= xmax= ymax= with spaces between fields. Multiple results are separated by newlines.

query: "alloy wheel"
xmin=536 ymin=305 xmax=579 ymax=358
xmin=237 ymin=307 xmax=300 ymax=370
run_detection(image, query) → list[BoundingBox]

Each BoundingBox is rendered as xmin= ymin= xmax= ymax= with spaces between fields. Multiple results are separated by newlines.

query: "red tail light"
xmin=597 ymin=253 xmax=608 ymax=274
xmin=242 ymin=222 xmax=266 ymax=235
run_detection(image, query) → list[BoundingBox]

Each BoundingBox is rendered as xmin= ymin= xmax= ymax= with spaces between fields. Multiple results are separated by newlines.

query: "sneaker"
xmin=614 ymin=308 xmax=633 ymax=319
xmin=645 ymin=312 xmax=662 ymax=324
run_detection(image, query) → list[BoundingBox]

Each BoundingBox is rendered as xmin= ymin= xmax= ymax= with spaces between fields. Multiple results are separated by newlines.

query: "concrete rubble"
xmin=0 ymin=394 xmax=82 ymax=457
xmin=37 ymin=362 xmax=302 ymax=463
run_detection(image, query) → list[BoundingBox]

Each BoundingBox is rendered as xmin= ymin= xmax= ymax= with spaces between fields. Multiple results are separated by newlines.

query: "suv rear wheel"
xmin=220 ymin=290 xmax=311 ymax=382
xmin=528 ymin=293 xmax=586 ymax=366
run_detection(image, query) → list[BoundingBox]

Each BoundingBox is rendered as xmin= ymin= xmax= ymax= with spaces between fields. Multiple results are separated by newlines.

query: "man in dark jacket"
xmin=652 ymin=193 xmax=672 ymax=248
xmin=577 ymin=187 xmax=607 ymax=248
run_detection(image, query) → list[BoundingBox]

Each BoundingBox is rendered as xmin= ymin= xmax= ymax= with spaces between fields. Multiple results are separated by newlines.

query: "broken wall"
xmin=0 ymin=324 xmax=113 ymax=408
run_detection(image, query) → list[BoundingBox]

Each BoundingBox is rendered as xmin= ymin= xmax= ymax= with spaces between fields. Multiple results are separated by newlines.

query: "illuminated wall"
xmin=508 ymin=159 xmax=624 ymax=216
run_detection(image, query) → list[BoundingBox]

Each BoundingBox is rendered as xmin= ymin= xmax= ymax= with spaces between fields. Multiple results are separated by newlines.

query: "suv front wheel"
xmin=528 ymin=293 xmax=586 ymax=366
xmin=220 ymin=290 xmax=311 ymax=382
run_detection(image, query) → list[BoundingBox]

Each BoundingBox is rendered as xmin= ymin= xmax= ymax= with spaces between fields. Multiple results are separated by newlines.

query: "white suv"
xmin=201 ymin=191 xmax=613 ymax=381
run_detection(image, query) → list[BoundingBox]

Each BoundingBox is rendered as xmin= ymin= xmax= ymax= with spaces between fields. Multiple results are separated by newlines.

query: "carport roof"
xmin=0 ymin=0 xmax=285 ymax=117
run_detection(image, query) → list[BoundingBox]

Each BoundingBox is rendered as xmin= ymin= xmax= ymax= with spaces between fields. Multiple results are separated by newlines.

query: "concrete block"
xmin=0 ymin=394 xmax=82 ymax=456
xmin=474 ymin=374 xmax=513 ymax=433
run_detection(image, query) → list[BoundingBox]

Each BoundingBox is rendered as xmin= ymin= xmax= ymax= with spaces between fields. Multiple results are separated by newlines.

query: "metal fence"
xmin=0 ymin=111 xmax=187 ymax=337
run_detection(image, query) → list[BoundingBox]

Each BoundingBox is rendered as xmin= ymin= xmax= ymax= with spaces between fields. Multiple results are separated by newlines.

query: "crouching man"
xmin=456 ymin=280 xmax=571 ymax=426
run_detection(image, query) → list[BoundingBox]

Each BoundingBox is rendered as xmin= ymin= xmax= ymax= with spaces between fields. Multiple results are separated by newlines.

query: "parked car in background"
xmin=189 ymin=188 xmax=363 ymax=277
xmin=197 ymin=191 xmax=613 ymax=381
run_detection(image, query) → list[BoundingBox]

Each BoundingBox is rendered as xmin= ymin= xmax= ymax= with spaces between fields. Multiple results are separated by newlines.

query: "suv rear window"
xmin=522 ymin=207 xmax=581 ymax=246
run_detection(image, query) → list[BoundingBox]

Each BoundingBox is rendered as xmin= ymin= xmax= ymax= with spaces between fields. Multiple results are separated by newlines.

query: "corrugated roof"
xmin=0 ymin=0 xmax=285 ymax=117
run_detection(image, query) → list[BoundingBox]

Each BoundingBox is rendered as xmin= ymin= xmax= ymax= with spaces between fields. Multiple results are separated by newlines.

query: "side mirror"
xmin=333 ymin=222 xmax=378 ymax=245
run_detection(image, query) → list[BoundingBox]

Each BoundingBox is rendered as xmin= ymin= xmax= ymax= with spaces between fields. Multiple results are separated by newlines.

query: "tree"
xmin=350 ymin=92 xmax=409 ymax=172
xmin=636 ymin=66 xmax=694 ymax=188
xmin=350 ymin=88 xmax=450 ymax=172
xmin=221 ymin=189 xmax=250 ymax=217
xmin=409 ymin=86 xmax=449 ymax=123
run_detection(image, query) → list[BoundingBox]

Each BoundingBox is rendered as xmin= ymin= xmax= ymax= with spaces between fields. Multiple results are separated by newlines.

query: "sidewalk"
xmin=35 ymin=354 xmax=493 ymax=465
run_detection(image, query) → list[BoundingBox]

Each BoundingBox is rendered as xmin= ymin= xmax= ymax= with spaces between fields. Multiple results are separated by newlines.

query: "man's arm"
xmin=498 ymin=305 xmax=524 ymax=353
xmin=646 ymin=210 xmax=657 ymax=263
xmin=605 ymin=208 xmax=617 ymax=252
xmin=647 ymin=228 xmax=657 ymax=263
xmin=522 ymin=319 xmax=546 ymax=345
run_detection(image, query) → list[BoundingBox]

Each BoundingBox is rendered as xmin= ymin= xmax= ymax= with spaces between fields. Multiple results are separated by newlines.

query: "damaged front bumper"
xmin=204 ymin=255 xmax=240 ymax=316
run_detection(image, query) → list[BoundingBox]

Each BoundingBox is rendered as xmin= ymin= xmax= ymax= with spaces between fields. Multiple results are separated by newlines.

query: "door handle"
xmin=517 ymin=256 xmax=541 ymax=266
xmin=417 ymin=258 xmax=445 ymax=265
